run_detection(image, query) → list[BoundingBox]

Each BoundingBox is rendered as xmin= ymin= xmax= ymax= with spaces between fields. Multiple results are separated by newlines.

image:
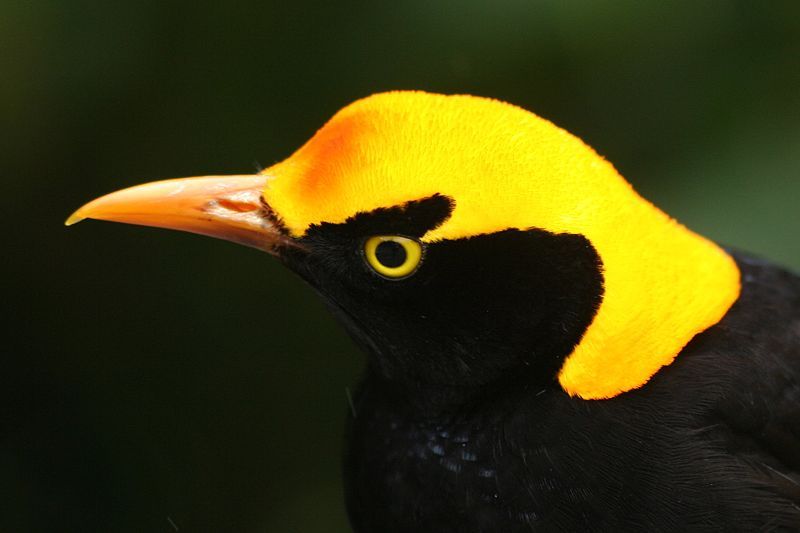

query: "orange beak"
xmin=65 ymin=175 xmax=287 ymax=253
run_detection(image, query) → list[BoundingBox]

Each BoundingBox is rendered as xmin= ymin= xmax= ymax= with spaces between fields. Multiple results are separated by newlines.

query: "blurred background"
xmin=2 ymin=1 xmax=799 ymax=531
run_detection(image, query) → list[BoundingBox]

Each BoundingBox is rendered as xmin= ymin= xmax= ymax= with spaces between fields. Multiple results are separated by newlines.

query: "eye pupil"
xmin=375 ymin=240 xmax=407 ymax=268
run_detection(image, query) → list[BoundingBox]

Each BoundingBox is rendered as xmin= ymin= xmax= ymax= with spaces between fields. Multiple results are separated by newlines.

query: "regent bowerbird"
xmin=68 ymin=91 xmax=800 ymax=531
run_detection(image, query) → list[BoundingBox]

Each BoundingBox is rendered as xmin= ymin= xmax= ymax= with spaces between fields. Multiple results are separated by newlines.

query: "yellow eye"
xmin=364 ymin=236 xmax=423 ymax=279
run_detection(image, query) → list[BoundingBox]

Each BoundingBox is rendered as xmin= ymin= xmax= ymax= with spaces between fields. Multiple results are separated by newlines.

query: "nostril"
xmin=216 ymin=198 xmax=259 ymax=212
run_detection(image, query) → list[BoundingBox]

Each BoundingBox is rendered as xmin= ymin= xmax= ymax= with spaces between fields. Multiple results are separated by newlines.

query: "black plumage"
xmin=270 ymin=195 xmax=800 ymax=531
xmin=342 ymin=254 xmax=800 ymax=531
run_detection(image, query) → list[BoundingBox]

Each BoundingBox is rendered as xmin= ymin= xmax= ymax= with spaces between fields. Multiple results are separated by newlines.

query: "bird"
xmin=67 ymin=91 xmax=800 ymax=531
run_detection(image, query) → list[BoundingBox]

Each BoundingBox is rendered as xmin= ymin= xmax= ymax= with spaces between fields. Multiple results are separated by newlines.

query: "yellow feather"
xmin=262 ymin=91 xmax=741 ymax=399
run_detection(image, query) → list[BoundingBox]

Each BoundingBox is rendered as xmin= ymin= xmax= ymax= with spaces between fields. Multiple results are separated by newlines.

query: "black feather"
xmin=280 ymin=197 xmax=800 ymax=531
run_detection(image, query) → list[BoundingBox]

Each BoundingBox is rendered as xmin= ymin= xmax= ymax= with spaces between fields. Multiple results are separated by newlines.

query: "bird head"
xmin=67 ymin=91 xmax=740 ymax=401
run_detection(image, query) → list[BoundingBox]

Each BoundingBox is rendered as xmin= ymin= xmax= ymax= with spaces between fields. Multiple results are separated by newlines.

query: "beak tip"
xmin=65 ymin=210 xmax=86 ymax=226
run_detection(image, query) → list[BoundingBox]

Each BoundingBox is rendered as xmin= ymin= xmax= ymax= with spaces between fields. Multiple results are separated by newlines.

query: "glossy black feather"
xmin=344 ymin=255 xmax=800 ymax=531
xmin=279 ymin=197 xmax=800 ymax=531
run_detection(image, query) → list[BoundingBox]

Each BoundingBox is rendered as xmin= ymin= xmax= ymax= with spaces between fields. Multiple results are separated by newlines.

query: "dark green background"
xmin=3 ymin=1 xmax=799 ymax=532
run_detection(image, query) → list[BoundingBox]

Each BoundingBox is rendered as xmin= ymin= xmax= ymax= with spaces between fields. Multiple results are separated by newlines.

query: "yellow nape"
xmin=262 ymin=91 xmax=741 ymax=399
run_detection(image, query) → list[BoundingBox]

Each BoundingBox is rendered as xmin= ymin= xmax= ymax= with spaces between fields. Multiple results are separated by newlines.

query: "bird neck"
xmin=361 ymin=362 xmax=545 ymax=417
